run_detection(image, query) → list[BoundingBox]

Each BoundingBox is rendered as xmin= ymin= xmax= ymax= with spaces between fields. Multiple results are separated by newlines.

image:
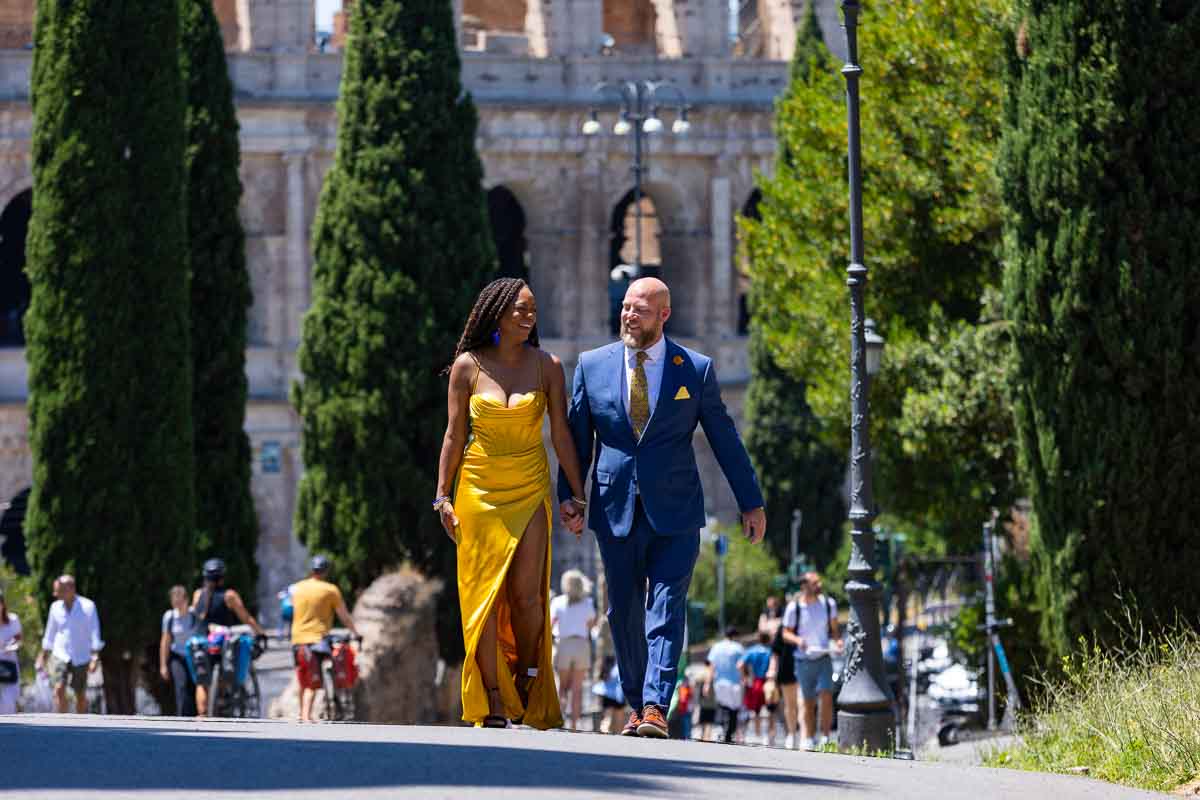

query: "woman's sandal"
xmin=512 ymin=667 xmax=538 ymax=725
xmin=482 ymin=687 xmax=510 ymax=729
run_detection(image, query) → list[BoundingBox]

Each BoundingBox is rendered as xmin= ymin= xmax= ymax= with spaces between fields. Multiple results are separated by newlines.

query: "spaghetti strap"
xmin=469 ymin=353 xmax=483 ymax=394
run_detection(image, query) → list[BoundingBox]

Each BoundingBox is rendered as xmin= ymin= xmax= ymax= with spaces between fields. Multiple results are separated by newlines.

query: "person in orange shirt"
xmin=290 ymin=556 xmax=359 ymax=722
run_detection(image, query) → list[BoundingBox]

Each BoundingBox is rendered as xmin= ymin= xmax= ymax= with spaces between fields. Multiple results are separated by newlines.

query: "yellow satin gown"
xmin=454 ymin=378 xmax=562 ymax=729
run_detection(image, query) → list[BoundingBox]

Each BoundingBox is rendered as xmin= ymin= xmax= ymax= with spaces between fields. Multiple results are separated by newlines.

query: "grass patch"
xmin=984 ymin=620 xmax=1200 ymax=792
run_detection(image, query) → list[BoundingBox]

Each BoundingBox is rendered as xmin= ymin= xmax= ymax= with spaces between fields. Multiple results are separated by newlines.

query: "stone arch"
xmin=0 ymin=486 xmax=30 ymax=575
xmin=604 ymin=0 xmax=658 ymax=56
xmin=462 ymin=0 xmax=530 ymax=53
xmin=608 ymin=188 xmax=664 ymax=335
xmin=486 ymin=185 xmax=528 ymax=281
xmin=0 ymin=188 xmax=31 ymax=347
xmin=0 ymin=0 xmax=34 ymax=50
xmin=736 ymin=188 xmax=762 ymax=335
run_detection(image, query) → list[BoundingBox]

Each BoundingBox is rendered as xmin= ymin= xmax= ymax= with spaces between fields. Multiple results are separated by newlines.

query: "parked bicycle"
xmin=320 ymin=628 xmax=360 ymax=722
xmin=193 ymin=624 xmax=266 ymax=718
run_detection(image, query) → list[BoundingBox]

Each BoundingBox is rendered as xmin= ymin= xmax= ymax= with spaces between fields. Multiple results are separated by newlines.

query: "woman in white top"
xmin=548 ymin=569 xmax=595 ymax=729
xmin=0 ymin=588 xmax=22 ymax=714
xmin=158 ymin=585 xmax=199 ymax=716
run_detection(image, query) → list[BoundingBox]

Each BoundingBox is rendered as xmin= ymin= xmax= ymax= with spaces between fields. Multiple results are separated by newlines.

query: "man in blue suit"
xmin=558 ymin=277 xmax=766 ymax=738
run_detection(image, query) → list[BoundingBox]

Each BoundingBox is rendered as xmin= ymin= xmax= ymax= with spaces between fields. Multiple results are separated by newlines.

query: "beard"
xmin=621 ymin=321 xmax=663 ymax=350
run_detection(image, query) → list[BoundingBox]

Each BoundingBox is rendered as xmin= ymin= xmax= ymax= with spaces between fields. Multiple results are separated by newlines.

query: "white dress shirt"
xmin=624 ymin=334 xmax=668 ymax=430
xmin=42 ymin=596 xmax=104 ymax=666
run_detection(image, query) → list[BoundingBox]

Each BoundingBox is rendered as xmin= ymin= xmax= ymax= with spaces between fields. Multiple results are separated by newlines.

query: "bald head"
xmin=620 ymin=278 xmax=672 ymax=349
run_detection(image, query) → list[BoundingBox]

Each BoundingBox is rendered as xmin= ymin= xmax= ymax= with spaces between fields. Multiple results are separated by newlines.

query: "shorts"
xmin=795 ymin=655 xmax=834 ymax=700
xmin=698 ymin=706 xmax=717 ymax=725
xmin=553 ymin=636 xmax=590 ymax=672
xmin=293 ymin=643 xmax=327 ymax=690
xmin=743 ymin=677 xmax=766 ymax=713
xmin=713 ymin=678 xmax=743 ymax=711
xmin=49 ymin=656 xmax=89 ymax=693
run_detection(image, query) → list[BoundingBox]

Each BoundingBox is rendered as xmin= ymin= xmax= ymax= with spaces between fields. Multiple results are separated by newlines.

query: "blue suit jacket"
xmin=557 ymin=338 xmax=764 ymax=537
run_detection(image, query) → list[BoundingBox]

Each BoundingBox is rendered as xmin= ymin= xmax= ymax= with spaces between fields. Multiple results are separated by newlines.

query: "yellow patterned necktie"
xmin=630 ymin=350 xmax=650 ymax=438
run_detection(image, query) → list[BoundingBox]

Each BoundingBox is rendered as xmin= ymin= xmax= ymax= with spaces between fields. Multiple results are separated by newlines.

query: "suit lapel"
xmin=643 ymin=338 xmax=683 ymax=442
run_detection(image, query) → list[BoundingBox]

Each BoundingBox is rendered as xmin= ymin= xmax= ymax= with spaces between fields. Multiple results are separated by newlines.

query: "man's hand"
xmin=88 ymin=654 xmax=100 ymax=674
xmin=160 ymin=664 xmax=170 ymax=682
xmin=742 ymin=507 xmax=766 ymax=544
xmin=559 ymin=500 xmax=584 ymax=536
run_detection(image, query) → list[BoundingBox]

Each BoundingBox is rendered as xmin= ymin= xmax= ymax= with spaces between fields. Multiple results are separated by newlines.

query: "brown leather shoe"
xmin=620 ymin=709 xmax=642 ymax=736
xmin=637 ymin=705 xmax=669 ymax=738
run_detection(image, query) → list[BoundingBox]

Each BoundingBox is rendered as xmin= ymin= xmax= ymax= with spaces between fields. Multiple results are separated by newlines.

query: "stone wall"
xmin=0 ymin=0 xmax=845 ymax=617
xmin=0 ymin=0 xmax=33 ymax=51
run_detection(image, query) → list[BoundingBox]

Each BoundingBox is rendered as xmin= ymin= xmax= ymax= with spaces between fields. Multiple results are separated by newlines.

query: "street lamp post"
xmin=836 ymin=0 xmax=895 ymax=752
xmin=582 ymin=80 xmax=690 ymax=279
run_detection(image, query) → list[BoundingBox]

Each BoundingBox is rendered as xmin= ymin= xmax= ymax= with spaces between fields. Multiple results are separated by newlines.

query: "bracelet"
xmin=432 ymin=495 xmax=450 ymax=512
xmin=571 ymin=496 xmax=588 ymax=508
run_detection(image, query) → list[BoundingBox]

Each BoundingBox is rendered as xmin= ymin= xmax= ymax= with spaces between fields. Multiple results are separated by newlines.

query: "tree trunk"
xmin=100 ymin=649 xmax=137 ymax=716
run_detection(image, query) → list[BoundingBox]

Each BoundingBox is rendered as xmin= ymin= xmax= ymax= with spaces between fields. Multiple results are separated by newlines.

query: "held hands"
xmin=742 ymin=507 xmax=767 ymax=544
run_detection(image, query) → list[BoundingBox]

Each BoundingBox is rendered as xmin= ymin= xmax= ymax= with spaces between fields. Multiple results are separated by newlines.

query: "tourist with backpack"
xmin=159 ymin=585 xmax=198 ymax=716
xmin=781 ymin=572 xmax=842 ymax=750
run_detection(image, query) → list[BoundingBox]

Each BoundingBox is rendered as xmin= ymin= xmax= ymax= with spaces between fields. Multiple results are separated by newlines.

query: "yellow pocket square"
xmin=674 ymin=386 xmax=691 ymax=401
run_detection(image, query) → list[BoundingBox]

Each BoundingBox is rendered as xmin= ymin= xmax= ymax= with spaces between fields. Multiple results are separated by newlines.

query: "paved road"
xmin=0 ymin=715 xmax=1157 ymax=799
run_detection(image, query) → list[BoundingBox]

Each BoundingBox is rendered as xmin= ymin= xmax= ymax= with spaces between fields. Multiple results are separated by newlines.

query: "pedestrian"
xmin=591 ymin=655 xmax=625 ymax=733
xmin=697 ymin=669 xmax=718 ymax=741
xmin=706 ymin=625 xmax=746 ymax=743
xmin=557 ymin=277 xmax=766 ymax=738
xmin=767 ymin=591 xmax=800 ymax=748
xmin=549 ymin=569 xmax=596 ymax=730
xmin=757 ymin=595 xmax=782 ymax=637
xmin=782 ymin=572 xmax=842 ymax=749
xmin=675 ymin=676 xmax=694 ymax=740
xmin=740 ymin=630 xmax=773 ymax=744
xmin=36 ymin=575 xmax=102 ymax=714
xmin=158 ymin=585 xmax=198 ymax=716
xmin=0 ymin=588 xmax=21 ymax=714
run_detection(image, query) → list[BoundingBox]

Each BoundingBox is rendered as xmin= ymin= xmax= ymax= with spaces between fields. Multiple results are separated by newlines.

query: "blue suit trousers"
xmin=597 ymin=498 xmax=700 ymax=711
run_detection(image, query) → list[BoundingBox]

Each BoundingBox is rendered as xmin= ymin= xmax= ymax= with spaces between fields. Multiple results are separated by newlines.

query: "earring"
xmin=491 ymin=330 xmax=501 ymax=346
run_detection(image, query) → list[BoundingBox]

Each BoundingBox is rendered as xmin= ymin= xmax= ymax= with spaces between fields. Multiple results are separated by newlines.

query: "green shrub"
xmin=689 ymin=526 xmax=784 ymax=638
xmin=987 ymin=619 xmax=1200 ymax=791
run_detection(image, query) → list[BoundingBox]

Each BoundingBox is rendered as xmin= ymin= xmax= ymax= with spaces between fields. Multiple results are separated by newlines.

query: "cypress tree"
xmin=24 ymin=0 xmax=193 ymax=713
xmin=293 ymin=0 xmax=495 ymax=655
xmin=1001 ymin=1 xmax=1200 ymax=655
xmin=742 ymin=1 xmax=846 ymax=572
xmin=181 ymin=0 xmax=258 ymax=599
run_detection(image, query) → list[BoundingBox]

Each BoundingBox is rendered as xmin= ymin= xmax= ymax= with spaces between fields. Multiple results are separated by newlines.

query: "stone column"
xmin=282 ymin=151 xmax=308 ymax=347
xmin=710 ymin=173 xmax=733 ymax=336
xmin=576 ymin=153 xmax=607 ymax=338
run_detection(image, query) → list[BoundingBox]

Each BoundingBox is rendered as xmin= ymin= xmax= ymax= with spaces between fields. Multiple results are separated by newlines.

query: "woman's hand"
xmin=438 ymin=501 xmax=460 ymax=541
xmin=160 ymin=664 xmax=170 ymax=682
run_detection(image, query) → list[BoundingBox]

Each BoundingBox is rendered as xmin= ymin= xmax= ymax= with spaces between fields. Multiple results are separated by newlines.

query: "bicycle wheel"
xmin=242 ymin=669 xmax=261 ymax=719
xmin=207 ymin=663 xmax=222 ymax=717
xmin=321 ymin=660 xmax=336 ymax=721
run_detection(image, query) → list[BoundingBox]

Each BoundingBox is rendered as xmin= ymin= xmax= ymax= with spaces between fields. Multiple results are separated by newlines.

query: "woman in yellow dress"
xmin=436 ymin=278 xmax=588 ymax=729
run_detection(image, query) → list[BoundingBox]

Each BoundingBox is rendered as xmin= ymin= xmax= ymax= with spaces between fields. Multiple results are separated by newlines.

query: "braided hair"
xmin=444 ymin=277 xmax=539 ymax=374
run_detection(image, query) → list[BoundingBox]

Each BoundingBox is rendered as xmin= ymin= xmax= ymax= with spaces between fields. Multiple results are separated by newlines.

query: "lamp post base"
xmin=837 ymin=710 xmax=894 ymax=754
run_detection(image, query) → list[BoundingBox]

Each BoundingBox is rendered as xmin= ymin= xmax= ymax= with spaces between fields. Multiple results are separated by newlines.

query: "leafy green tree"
xmin=1001 ymin=0 xmax=1200 ymax=656
xmin=24 ymin=0 xmax=193 ymax=713
xmin=181 ymin=0 xmax=258 ymax=599
xmin=293 ymin=0 xmax=495 ymax=658
xmin=741 ymin=0 xmax=1010 ymax=543
xmin=742 ymin=1 xmax=846 ymax=575
xmin=743 ymin=332 xmax=846 ymax=571
xmin=690 ymin=527 xmax=784 ymax=637
xmin=890 ymin=288 xmax=1019 ymax=549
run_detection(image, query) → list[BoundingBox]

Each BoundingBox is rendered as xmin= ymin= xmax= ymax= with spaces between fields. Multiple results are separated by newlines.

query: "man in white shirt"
xmin=36 ymin=575 xmax=103 ymax=713
xmin=781 ymin=572 xmax=842 ymax=749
